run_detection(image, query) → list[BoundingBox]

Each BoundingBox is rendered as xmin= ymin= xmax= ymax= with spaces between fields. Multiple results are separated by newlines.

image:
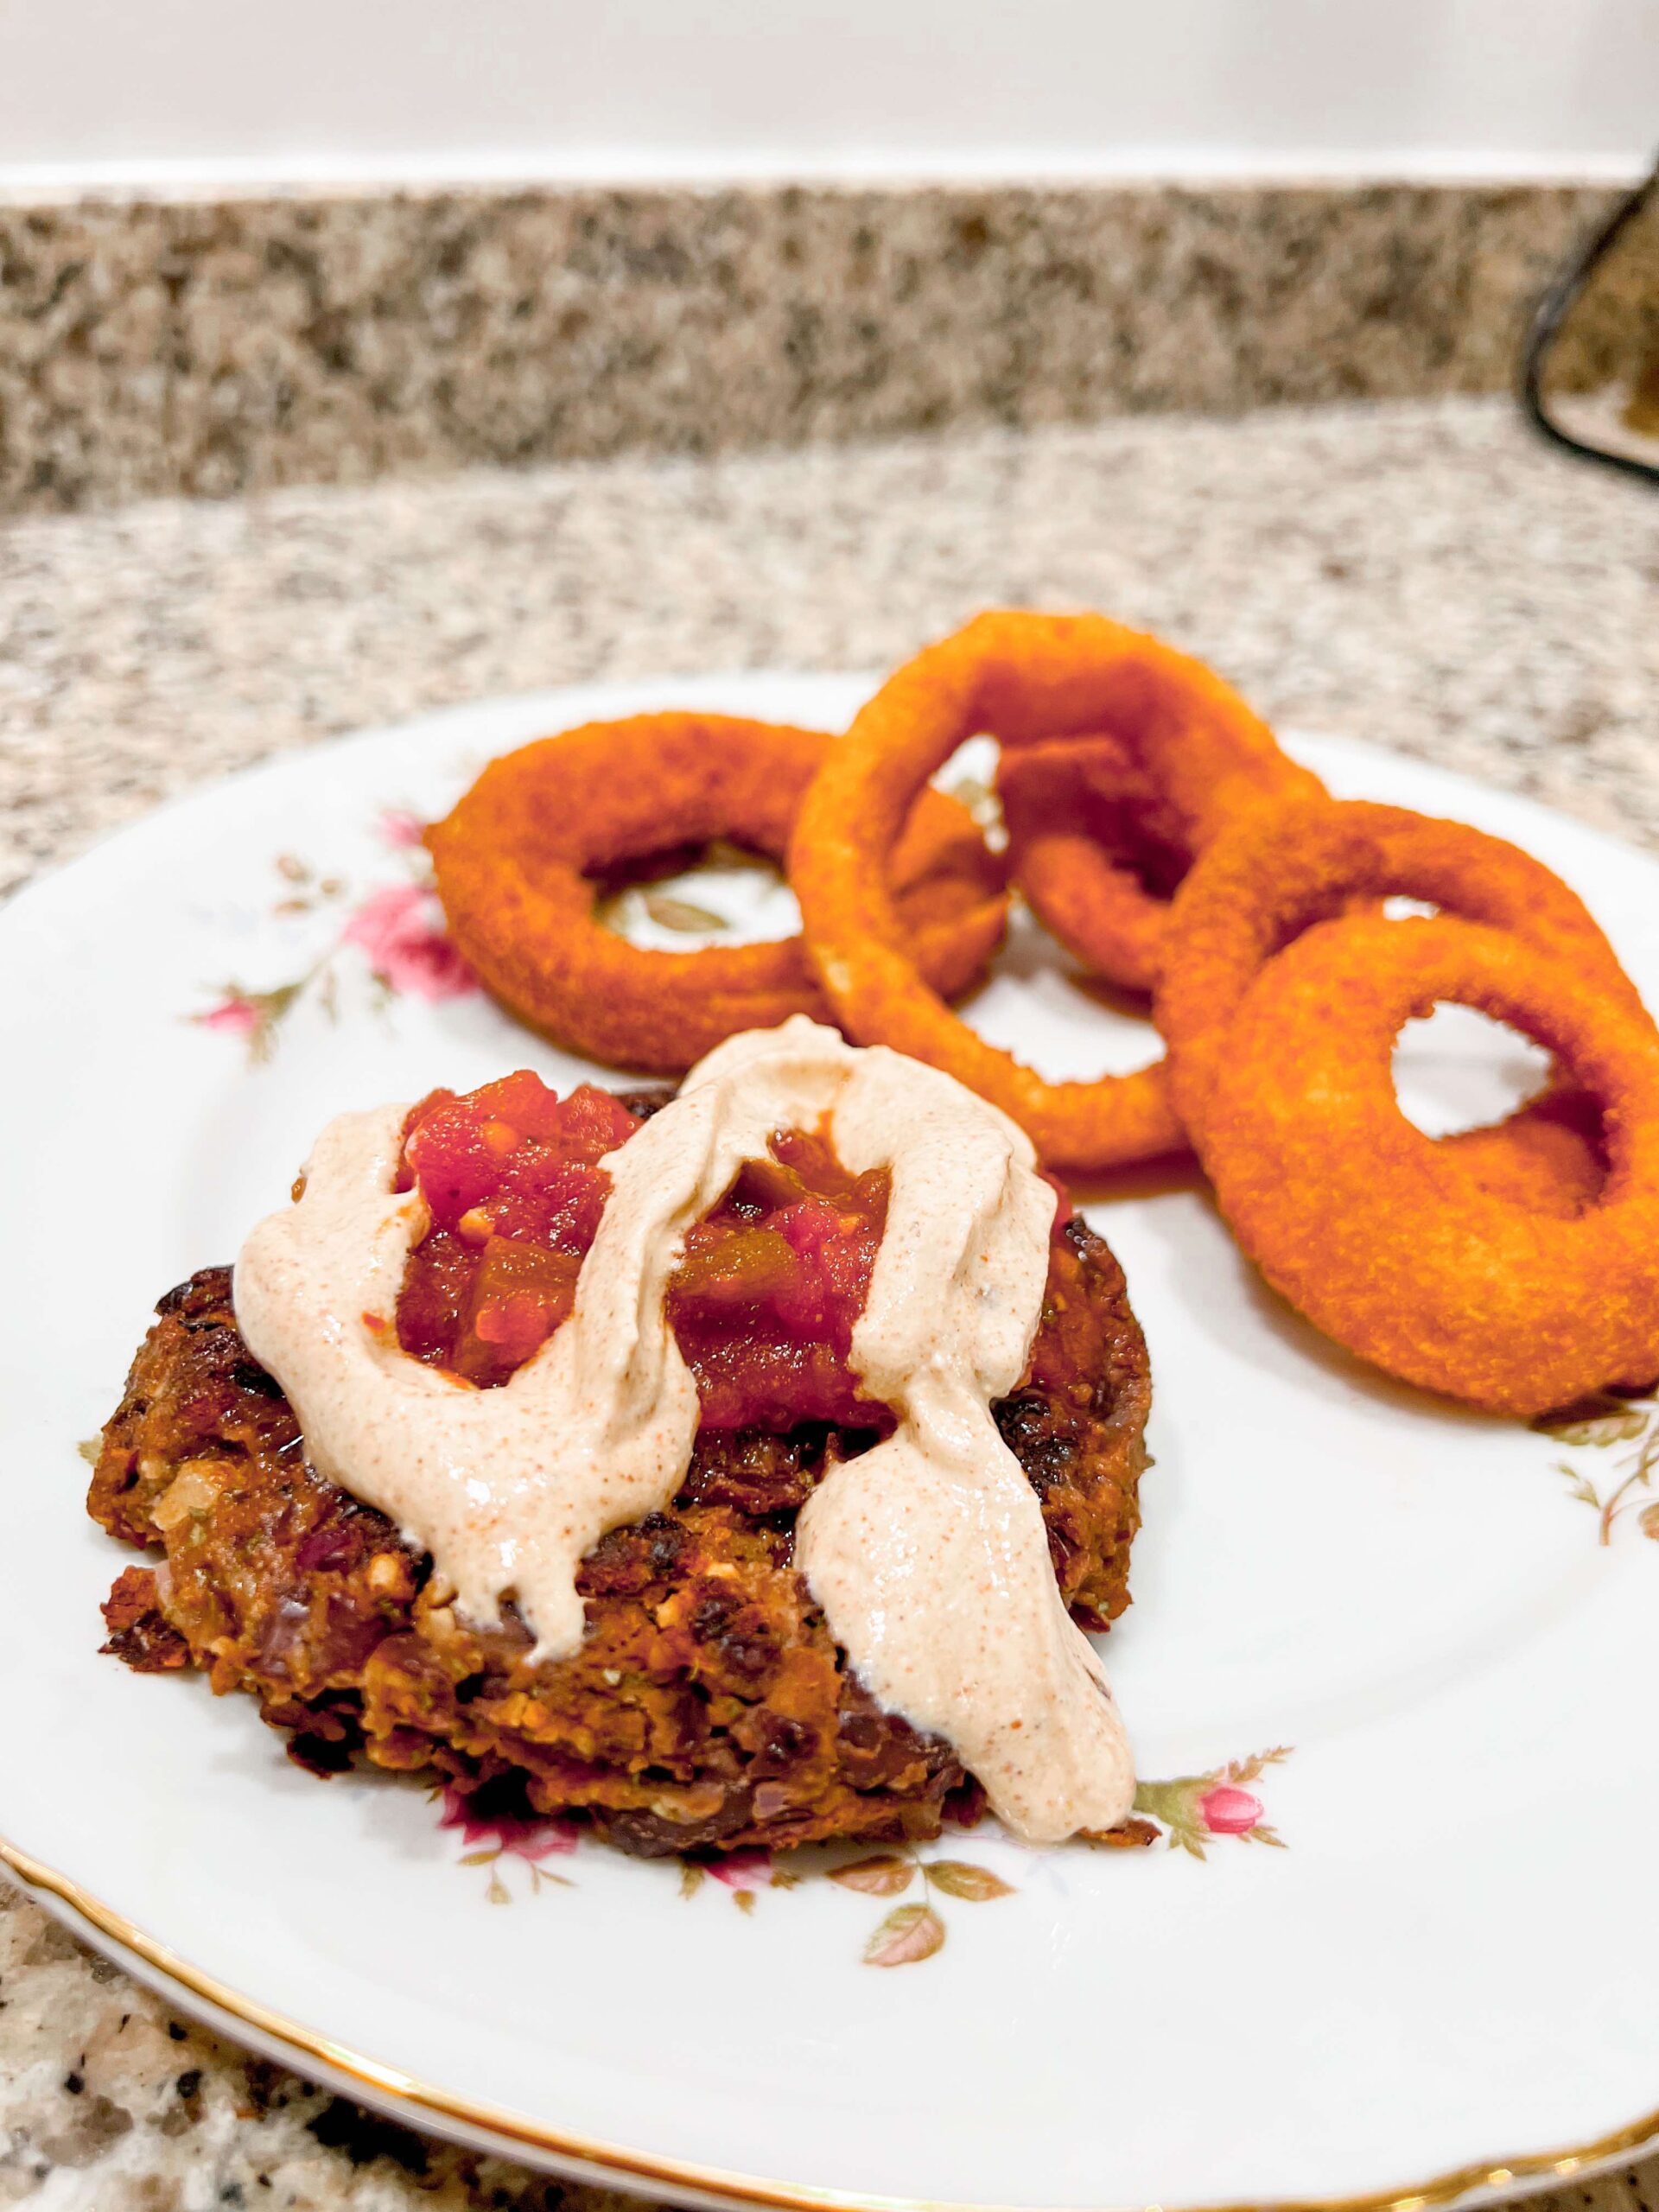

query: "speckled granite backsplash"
xmin=0 ymin=177 xmax=1630 ymax=512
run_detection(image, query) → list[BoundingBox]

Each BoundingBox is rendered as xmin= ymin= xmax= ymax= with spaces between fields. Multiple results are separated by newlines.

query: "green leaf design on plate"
xmin=864 ymin=1904 xmax=944 ymax=1967
xmin=1223 ymin=1745 xmax=1293 ymax=1787
xmin=925 ymin=1860 xmax=1014 ymax=1901
xmin=830 ymin=1853 xmax=913 ymax=1897
xmin=1534 ymin=1399 xmax=1650 ymax=1446
xmin=1131 ymin=1777 xmax=1208 ymax=1849
xmin=644 ymin=892 xmax=728 ymax=933
xmin=1557 ymin=1462 xmax=1604 ymax=1510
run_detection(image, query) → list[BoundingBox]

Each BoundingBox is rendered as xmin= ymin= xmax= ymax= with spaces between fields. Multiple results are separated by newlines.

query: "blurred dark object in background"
xmin=1523 ymin=153 xmax=1659 ymax=483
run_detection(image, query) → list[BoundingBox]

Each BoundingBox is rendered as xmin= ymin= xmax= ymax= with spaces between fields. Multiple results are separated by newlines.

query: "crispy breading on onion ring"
xmin=1156 ymin=798 xmax=1643 ymax=1215
xmin=427 ymin=713 xmax=1007 ymax=1073
xmin=791 ymin=610 xmax=1249 ymax=1172
xmin=1439 ymin=1081 xmax=1610 ymax=1217
xmin=1192 ymin=914 xmax=1659 ymax=1416
xmin=998 ymin=710 xmax=1320 ymax=996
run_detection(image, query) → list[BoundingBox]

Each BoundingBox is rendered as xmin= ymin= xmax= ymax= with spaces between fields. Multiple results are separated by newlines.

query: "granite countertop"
xmin=3 ymin=395 xmax=1657 ymax=901
xmin=1 ymin=394 xmax=1657 ymax=2208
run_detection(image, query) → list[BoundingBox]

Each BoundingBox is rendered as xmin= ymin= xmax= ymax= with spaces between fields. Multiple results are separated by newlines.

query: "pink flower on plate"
xmin=378 ymin=809 xmax=428 ymax=849
xmin=438 ymin=1783 xmax=579 ymax=1864
xmin=706 ymin=1847 xmax=772 ymax=1891
xmin=194 ymin=995 xmax=262 ymax=1038
xmin=1198 ymin=1783 xmax=1263 ymax=1836
xmin=341 ymin=883 xmax=474 ymax=1001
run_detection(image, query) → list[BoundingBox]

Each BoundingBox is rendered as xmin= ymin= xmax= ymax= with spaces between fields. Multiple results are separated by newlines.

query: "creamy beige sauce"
xmin=233 ymin=1016 xmax=1135 ymax=1840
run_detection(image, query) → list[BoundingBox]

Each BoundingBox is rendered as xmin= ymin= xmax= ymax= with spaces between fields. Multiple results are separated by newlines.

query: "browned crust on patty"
xmin=88 ymin=1217 xmax=1149 ymax=1858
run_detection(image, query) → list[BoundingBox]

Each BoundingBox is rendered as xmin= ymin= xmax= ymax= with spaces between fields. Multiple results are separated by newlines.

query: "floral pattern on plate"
xmin=1127 ymin=1745 xmax=1290 ymax=1860
xmin=438 ymin=1747 xmax=1293 ymax=1961
xmin=191 ymin=810 xmax=475 ymax=1063
xmin=437 ymin=1782 xmax=578 ymax=1905
xmin=1535 ymin=1395 xmax=1659 ymax=1544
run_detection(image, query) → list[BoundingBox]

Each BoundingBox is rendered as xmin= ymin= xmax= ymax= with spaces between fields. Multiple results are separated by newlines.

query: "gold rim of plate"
xmin=2 ymin=1833 xmax=1650 ymax=2212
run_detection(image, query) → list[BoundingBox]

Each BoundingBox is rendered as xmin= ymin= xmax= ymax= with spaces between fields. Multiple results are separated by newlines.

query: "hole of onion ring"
xmin=956 ymin=899 xmax=1166 ymax=1087
xmin=1392 ymin=1003 xmax=1554 ymax=1138
xmin=937 ymin=735 xmax=1008 ymax=850
xmin=1382 ymin=893 xmax=1440 ymax=922
xmin=594 ymin=839 xmax=800 ymax=950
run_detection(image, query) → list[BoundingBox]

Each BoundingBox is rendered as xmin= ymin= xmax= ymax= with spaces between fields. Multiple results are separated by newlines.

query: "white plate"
xmin=3 ymin=672 xmax=1657 ymax=2212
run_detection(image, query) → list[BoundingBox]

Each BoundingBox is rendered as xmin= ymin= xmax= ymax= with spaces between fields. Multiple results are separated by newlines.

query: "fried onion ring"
xmin=1156 ymin=797 xmax=1643 ymax=1214
xmin=1192 ymin=914 xmax=1659 ymax=1415
xmin=998 ymin=716 xmax=1320 ymax=995
xmin=427 ymin=713 xmax=1007 ymax=1073
xmin=791 ymin=609 xmax=1262 ymax=1172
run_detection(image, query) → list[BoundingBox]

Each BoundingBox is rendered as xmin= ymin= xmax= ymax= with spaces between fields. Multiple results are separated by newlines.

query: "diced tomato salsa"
xmin=394 ymin=1073 xmax=639 ymax=1388
xmin=392 ymin=1073 xmax=893 ymax=1427
xmin=666 ymin=1127 xmax=891 ymax=1430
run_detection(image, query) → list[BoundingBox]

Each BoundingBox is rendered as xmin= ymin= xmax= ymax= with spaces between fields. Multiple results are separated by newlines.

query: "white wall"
xmin=0 ymin=0 xmax=1652 ymax=194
